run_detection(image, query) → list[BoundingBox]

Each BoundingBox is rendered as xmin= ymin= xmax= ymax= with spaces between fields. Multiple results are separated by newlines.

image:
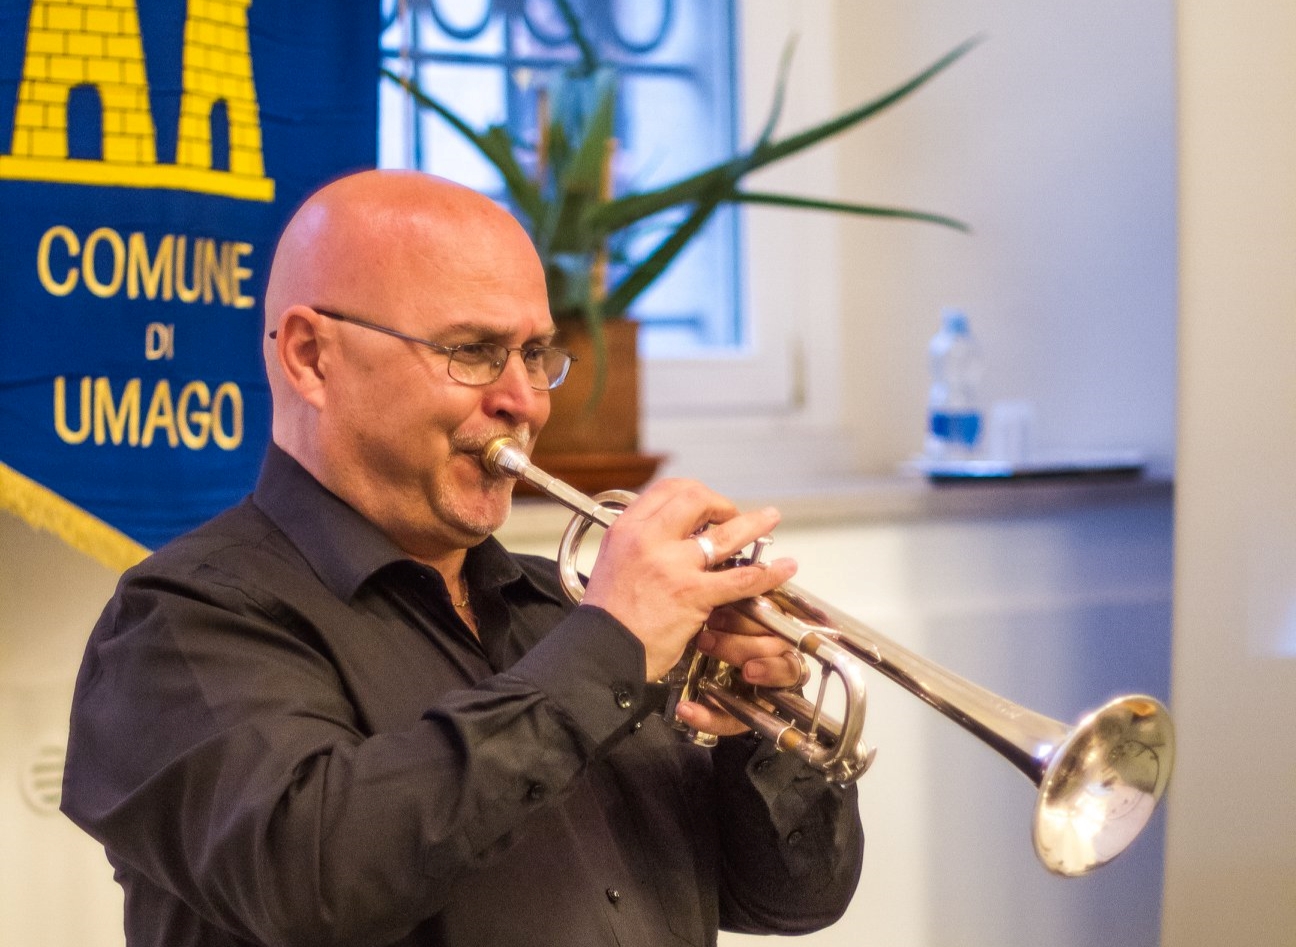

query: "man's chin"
xmin=432 ymin=444 xmax=524 ymax=541
xmin=444 ymin=482 xmax=514 ymax=543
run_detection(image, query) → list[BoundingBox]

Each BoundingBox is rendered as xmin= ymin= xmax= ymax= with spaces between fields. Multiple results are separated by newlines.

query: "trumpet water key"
xmin=481 ymin=437 xmax=1175 ymax=876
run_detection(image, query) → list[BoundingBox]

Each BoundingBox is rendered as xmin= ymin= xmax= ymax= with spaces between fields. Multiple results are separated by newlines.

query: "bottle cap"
xmin=941 ymin=307 xmax=969 ymax=333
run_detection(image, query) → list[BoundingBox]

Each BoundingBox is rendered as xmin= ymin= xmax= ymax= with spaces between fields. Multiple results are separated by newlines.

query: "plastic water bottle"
xmin=925 ymin=308 xmax=984 ymax=460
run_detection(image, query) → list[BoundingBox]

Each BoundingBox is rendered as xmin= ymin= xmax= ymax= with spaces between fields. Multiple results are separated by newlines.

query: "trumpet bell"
xmin=1035 ymin=694 xmax=1174 ymax=876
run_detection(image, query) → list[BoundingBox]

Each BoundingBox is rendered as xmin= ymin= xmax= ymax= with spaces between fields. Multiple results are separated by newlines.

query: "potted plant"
xmin=383 ymin=3 xmax=975 ymax=490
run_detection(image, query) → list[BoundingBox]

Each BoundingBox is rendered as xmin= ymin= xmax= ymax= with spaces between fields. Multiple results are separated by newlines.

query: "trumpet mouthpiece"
xmin=481 ymin=437 xmax=529 ymax=478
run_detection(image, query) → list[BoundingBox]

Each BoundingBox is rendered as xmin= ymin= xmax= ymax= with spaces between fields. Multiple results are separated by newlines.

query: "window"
xmin=377 ymin=0 xmax=742 ymax=357
xmin=66 ymin=85 xmax=104 ymax=160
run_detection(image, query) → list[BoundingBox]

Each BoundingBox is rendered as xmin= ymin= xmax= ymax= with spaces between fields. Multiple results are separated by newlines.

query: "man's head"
xmin=263 ymin=170 xmax=553 ymax=564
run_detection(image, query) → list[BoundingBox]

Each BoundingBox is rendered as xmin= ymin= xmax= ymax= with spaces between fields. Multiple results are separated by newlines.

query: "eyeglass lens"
xmin=447 ymin=343 xmax=571 ymax=391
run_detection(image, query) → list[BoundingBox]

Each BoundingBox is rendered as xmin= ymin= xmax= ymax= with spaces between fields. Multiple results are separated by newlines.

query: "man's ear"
xmin=274 ymin=306 xmax=329 ymax=410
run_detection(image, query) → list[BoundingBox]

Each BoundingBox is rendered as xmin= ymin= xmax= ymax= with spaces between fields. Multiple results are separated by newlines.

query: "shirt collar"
xmin=253 ymin=444 xmax=402 ymax=600
xmin=251 ymin=443 xmax=555 ymax=604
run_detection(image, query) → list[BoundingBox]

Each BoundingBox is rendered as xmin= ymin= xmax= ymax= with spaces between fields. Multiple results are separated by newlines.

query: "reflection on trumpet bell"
xmin=480 ymin=436 xmax=1176 ymax=877
xmin=1035 ymin=695 xmax=1173 ymax=876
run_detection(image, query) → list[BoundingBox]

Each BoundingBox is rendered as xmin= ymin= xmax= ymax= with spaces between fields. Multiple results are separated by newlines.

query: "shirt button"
xmin=605 ymin=887 xmax=621 ymax=904
xmin=612 ymin=686 xmax=632 ymax=710
xmin=754 ymin=758 xmax=772 ymax=773
xmin=786 ymin=829 xmax=804 ymax=846
xmin=526 ymin=782 xmax=546 ymax=802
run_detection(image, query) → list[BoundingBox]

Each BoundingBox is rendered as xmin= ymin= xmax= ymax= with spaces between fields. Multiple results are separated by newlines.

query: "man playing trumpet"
xmin=62 ymin=170 xmax=864 ymax=946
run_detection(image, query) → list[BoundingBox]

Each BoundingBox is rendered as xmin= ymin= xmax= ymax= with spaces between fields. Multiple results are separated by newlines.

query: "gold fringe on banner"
xmin=0 ymin=461 xmax=150 ymax=574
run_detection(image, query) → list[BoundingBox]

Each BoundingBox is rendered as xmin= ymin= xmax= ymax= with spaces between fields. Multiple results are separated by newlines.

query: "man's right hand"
xmin=579 ymin=478 xmax=797 ymax=682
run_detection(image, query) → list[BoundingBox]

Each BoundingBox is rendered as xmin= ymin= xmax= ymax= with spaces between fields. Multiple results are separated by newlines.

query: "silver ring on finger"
xmin=693 ymin=533 xmax=718 ymax=570
xmin=784 ymin=649 xmax=813 ymax=689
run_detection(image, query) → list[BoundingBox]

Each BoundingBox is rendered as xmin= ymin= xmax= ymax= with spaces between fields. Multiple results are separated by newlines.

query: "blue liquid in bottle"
xmin=930 ymin=409 xmax=982 ymax=448
xmin=926 ymin=309 xmax=984 ymax=460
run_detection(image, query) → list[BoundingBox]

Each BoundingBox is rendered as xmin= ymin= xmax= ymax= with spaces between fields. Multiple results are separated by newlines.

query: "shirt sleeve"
xmin=710 ymin=731 xmax=865 ymax=934
xmin=61 ymin=570 xmax=656 ymax=947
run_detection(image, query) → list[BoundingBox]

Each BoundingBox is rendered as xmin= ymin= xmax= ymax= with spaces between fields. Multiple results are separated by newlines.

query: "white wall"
xmin=1162 ymin=3 xmax=1296 ymax=945
xmin=0 ymin=515 xmax=125 ymax=947
xmin=655 ymin=1 xmax=1178 ymax=491
xmin=833 ymin=1 xmax=1177 ymax=470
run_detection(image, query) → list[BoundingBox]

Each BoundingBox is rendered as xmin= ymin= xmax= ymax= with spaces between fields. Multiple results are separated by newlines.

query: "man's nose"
xmin=481 ymin=350 xmax=545 ymax=420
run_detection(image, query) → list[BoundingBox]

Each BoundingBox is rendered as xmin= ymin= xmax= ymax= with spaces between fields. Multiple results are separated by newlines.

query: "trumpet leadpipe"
xmin=483 ymin=437 xmax=618 ymax=528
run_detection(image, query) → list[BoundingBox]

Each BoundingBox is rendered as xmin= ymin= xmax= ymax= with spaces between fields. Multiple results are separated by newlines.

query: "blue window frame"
xmin=378 ymin=0 xmax=743 ymax=356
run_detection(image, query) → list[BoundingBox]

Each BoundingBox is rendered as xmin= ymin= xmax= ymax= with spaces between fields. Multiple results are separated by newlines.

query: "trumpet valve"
xmin=744 ymin=534 xmax=774 ymax=567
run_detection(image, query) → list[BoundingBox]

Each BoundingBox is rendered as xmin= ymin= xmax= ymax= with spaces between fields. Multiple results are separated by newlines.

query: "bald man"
xmin=62 ymin=170 xmax=863 ymax=947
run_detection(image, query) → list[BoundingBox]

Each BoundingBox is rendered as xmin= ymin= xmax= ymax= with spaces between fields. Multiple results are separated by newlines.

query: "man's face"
xmin=314 ymin=222 xmax=553 ymax=562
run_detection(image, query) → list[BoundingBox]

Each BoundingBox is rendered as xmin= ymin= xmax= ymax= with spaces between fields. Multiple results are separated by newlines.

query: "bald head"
xmin=265 ymin=170 xmax=541 ymax=342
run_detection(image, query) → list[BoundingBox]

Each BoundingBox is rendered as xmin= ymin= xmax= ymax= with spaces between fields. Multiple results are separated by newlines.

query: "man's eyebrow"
xmin=437 ymin=320 xmax=557 ymax=345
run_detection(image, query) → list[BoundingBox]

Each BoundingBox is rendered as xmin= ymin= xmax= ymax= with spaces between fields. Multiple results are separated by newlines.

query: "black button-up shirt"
xmin=62 ymin=445 xmax=863 ymax=947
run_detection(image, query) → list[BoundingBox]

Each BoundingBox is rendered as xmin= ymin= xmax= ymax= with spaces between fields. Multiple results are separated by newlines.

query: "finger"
xmin=695 ymin=625 xmax=791 ymax=666
xmin=741 ymin=650 xmax=811 ymax=689
xmin=703 ymin=605 xmax=778 ymax=637
xmin=700 ymin=556 xmax=797 ymax=606
xmin=672 ymin=699 xmax=751 ymax=739
xmin=696 ymin=626 xmax=808 ymax=689
xmin=615 ymin=483 xmax=782 ymax=578
xmin=689 ymin=506 xmax=782 ymax=565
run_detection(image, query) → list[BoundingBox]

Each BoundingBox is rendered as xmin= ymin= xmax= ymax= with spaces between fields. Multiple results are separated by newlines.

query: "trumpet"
xmin=482 ymin=437 xmax=1175 ymax=877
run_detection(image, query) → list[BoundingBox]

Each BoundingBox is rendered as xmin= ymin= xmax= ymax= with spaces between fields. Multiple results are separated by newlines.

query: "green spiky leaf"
xmin=383 ymin=27 xmax=981 ymax=325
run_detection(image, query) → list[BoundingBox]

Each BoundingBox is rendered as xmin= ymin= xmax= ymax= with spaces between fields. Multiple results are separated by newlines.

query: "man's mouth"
xmin=454 ymin=430 xmax=531 ymax=478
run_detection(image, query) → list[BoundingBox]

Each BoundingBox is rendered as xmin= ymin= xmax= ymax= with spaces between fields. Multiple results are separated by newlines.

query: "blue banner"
xmin=0 ymin=0 xmax=378 ymax=568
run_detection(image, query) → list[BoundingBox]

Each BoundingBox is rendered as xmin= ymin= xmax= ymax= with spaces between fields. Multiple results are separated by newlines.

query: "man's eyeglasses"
xmin=271 ymin=309 xmax=575 ymax=391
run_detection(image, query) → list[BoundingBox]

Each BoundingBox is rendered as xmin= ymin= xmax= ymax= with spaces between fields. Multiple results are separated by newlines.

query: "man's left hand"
xmin=671 ymin=606 xmax=810 ymax=738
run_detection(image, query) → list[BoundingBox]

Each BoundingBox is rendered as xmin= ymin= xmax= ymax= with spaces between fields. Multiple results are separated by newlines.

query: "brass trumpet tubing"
xmin=697 ymin=677 xmax=864 ymax=783
xmin=696 ymin=680 xmax=800 ymax=754
xmin=730 ymin=597 xmax=874 ymax=784
xmin=555 ymin=490 xmax=637 ymax=605
xmin=738 ymin=682 xmax=877 ymax=782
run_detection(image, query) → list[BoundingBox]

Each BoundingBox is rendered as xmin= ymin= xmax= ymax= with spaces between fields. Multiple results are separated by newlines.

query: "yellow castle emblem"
xmin=0 ymin=0 xmax=274 ymax=201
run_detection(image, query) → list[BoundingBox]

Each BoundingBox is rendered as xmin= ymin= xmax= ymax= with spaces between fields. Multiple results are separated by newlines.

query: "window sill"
xmin=496 ymin=470 xmax=1172 ymax=544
